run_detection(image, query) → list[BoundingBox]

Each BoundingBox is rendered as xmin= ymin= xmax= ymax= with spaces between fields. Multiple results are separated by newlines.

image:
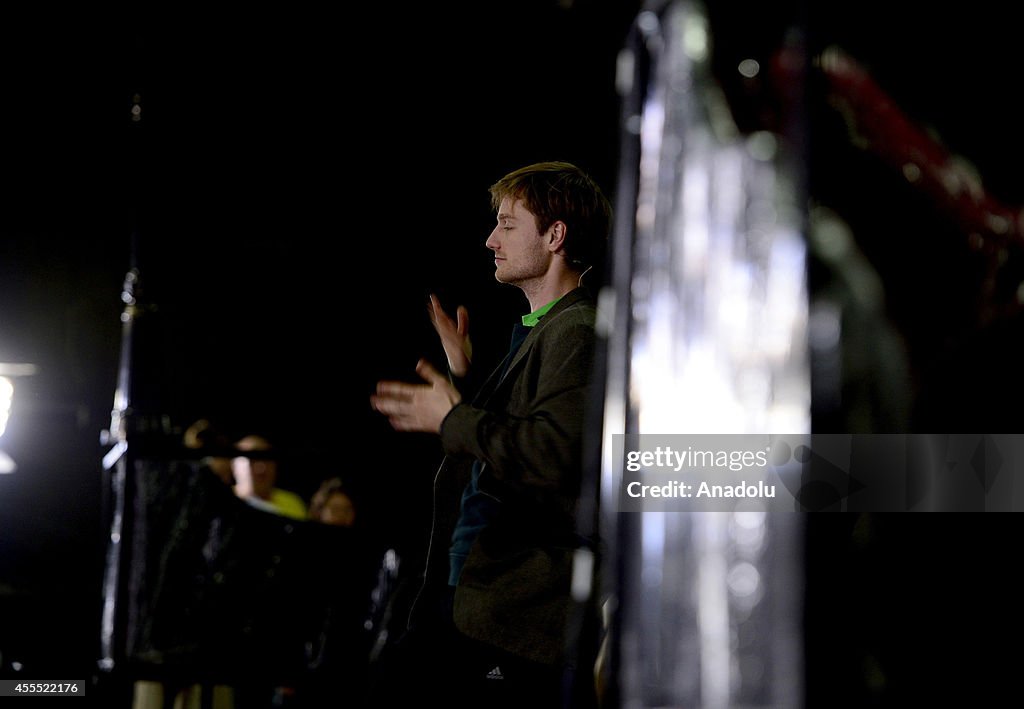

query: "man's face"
xmin=485 ymin=197 xmax=553 ymax=286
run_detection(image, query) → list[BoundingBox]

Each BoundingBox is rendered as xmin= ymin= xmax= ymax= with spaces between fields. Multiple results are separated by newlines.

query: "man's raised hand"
xmin=428 ymin=294 xmax=472 ymax=378
xmin=371 ymin=358 xmax=462 ymax=433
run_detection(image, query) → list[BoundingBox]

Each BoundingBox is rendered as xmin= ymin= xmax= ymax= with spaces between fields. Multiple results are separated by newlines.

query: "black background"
xmin=2 ymin=1 xmax=1022 ymax=704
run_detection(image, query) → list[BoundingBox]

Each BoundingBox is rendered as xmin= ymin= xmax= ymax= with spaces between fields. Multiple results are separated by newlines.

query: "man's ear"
xmin=546 ymin=221 xmax=567 ymax=253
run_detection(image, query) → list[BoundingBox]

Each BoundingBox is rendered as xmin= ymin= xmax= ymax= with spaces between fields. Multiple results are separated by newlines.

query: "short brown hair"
xmin=489 ymin=161 xmax=612 ymax=272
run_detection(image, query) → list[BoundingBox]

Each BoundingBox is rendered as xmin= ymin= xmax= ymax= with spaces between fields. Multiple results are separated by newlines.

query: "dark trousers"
xmin=365 ymin=587 xmax=593 ymax=709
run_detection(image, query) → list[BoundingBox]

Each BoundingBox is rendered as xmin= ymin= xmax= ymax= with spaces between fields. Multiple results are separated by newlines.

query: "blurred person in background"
xmin=182 ymin=417 xmax=235 ymax=485
xmin=232 ymin=433 xmax=307 ymax=520
xmin=308 ymin=476 xmax=358 ymax=528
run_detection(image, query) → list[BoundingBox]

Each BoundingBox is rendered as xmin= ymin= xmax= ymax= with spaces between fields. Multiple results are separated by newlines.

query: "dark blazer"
xmin=411 ymin=287 xmax=597 ymax=666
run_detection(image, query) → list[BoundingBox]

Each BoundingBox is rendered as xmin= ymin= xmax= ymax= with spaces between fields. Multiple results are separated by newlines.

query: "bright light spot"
xmin=682 ymin=16 xmax=708 ymax=62
xmin=0 ymin=363 xmax=37 ymax=376
xmin=637 ymin=11 xmax=659 ymax=35
xmin=986 ymin=213 xmax=1010 ymax=235
xmin=746 ymin=131 xmax=777 ymax=161
xmin=738 ymin=58 xmax=760 ymax=78
xmin=732 ymin=511 xmax=766 ymax=552
xmin=617 ymin=49 xmax=636 ymax=97
xmin=727 ymin=561 xmax=761 ymax=598
xmin=0 ymin=376 xmax=12 ymax=438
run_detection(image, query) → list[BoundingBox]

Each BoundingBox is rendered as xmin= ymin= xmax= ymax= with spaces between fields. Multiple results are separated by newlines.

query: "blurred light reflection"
xmin=606 ymin=1 xmax=807 ymax=707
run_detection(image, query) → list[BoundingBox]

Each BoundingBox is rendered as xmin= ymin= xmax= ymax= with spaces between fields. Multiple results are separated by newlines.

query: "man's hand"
xmin=428 ymin=294 xmax=472 ymax=378
xmin=371 ymin=358 xmax=462 ymax=433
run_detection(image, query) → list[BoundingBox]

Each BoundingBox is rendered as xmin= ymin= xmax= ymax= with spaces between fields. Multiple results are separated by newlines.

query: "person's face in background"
xmin=232 ymin=435 xmax=277 ymax=500
xmin=231 ymin=455 xmax=277 ymax=500
xmin=320 ymin=491 xmax=356 ymax=527
xmin=247 ymin=457 xmax=277 ymax=500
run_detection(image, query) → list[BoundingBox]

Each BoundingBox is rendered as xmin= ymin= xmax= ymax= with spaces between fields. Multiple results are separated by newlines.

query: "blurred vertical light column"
xmin=601 ymin=1 xmax=807 ymax=707
xmin=0 ymin=375 xmax=16 ymax=473
xmin=0 ymin=363 xmax=39 ymax=474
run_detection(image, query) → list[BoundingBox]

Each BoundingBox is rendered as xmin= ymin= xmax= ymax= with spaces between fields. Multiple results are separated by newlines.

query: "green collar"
xmin=521 ymin=295 xmax=563 ymax=327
